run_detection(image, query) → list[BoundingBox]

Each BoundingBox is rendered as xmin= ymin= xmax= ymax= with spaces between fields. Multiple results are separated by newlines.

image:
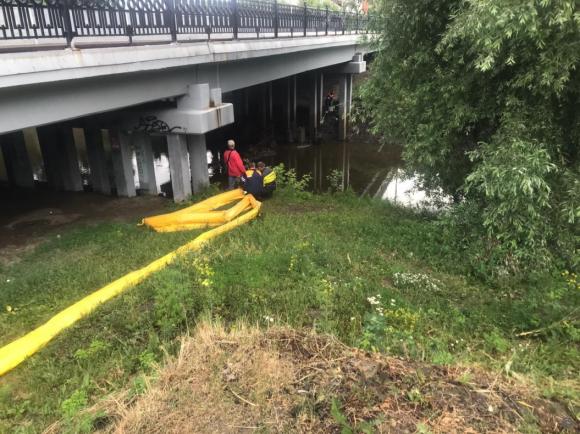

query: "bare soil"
xmin=81 ymin=322 xmax=577 ymax=434
xmin=0 ymin=189 xmax=169 ymax=265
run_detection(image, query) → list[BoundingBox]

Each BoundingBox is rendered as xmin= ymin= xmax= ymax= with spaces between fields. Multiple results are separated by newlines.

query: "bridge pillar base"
xmin=110 ymin=130 xmax=136 ymax=197
xmin=85 ymin=128 xmax=112 ymax=195
xmin=188 ymin=134 xmax=209 ymax=195
xmin=0 ymin=131 xmax=34 ymax=189
xmin=167 ymin=134 xmax=192 ymax=203
xmin=134 ymin=133 xmax=158 ymax=195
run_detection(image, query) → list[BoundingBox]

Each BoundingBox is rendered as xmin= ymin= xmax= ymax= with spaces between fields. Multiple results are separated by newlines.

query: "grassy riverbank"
xmin=0 ymin=190 xmax=578 ymax=432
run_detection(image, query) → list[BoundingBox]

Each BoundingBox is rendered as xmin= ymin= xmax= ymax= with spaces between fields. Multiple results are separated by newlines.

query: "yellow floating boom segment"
xmin=142 ymin=188 xmax=246 ymax=231
xmin=0 ymin=190 xmax=261 ymax=377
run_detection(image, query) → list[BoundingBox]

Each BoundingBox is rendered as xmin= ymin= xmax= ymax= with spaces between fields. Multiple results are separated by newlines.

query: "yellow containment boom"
xmin=0 ymin=190 xmax=261 ymax=376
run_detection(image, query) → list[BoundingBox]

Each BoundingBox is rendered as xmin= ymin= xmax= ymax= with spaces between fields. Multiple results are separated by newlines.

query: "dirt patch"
xmin=78 ymin=323 xmax=576 ymax=434
xmin=0 ymin=191 xmax=169 ymax=264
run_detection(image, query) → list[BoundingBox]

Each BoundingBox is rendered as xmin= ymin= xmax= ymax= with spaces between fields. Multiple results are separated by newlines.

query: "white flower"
xmin=263 ymin=315 xmax=274 ymax=323
xmin=350 ymin=317 xmax=355 ymax=321
xmin=6 ymin=279 xmax=11 ymax=283
xmin=367 ymin=296 xmax=380 ymax=305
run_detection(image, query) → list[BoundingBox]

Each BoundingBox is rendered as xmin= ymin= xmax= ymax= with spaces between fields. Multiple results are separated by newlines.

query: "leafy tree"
xmin=360 ymin=0 xmax=579 ymax=277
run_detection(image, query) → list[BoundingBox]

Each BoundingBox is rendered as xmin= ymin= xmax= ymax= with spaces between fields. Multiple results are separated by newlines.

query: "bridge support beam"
xmin=110 ymin=130 xmax=136 ymax=197
xmin=318 ymin=72 xmax=324 ymax=126
xmin=37 ymin=125 xmax=83 ymax=191
xmin=85 ymin=128 xmax=112 ymax=195
xmin=188 ymin=134 xmax=209 ymax=195
xmin=134 ymin=133 xmax=158 ymax=195
xmin=310 ymin=72 xmax=319 ymax=142
xmin=167 ymin=134 xmax=191 ymax=202
xmin=286 ymin=77 xmax=295 ymax=142
xmin=338 ymin=74 xmax=353 ymax=141
xmin=0 ymin=131 xmax=34 ymax=189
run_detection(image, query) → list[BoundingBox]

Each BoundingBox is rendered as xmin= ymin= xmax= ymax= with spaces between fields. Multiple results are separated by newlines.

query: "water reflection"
xmin=376 ymin=169 xmax=452 ymax=210
xmin=127 ymin=136 xmax=444 ymax=211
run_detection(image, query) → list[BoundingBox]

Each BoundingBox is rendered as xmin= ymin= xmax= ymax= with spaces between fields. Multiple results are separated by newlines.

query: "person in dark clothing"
xmin=324 ymin=90 xmax=336 ymax=110
xmin=243 ymin=162 xmax=264 ymax=197
xmin=257 ymin=161 xmax=276 ymax=197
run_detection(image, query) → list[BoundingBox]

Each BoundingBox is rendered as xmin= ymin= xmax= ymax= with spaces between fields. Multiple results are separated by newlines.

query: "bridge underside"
xmin=0 ymin=36 xmax=366 ymax=134
xmin=0 ymin=35 xmax=368 ymax=202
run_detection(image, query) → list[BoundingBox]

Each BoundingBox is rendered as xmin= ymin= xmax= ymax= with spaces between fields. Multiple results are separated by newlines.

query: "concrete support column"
xmin=338 ymin=74 xmax=348 ymax=140
xmin=261 ymin=85 xmax=268 ymax=130
xmin=110 ymin=130 xmax=136 ymax=197
xmin=268 ymin=82 xmax=273 ymax=121
xmin=37 ymin=125 xmax=83 ymax=191
xmin=346 ymin=73 xmax=353 ymax=113
xmin=37 ymin=126 xmax=63 ymax=190
xmin=286 ymin=78 xmax=294 ymax=142
xmin=188 ymin=134 xmax=209 ymax=194
xmin=319 ymin=72 xmax=324 ymax=124
xmin=0 ymin=148 xmax=8 ymax=185
xmin=243 ymin=89 xmax=250 ymax=117
xmin=85 ymin=128 xmax=112 ymax=195
xmin=292 ymin=76 xmax=297 ymax=126
xmin=167 ymin=134 xmax=191 ymax=202
xmin=0 ymin=131 xmax=34 ymax=188
xmin=310 ymin=73 xmax=319 ymax=141
xmin=133 ymin=133 xmax=158 ymax=195
xmin=63 ymin=128 xmax=83 ymax=192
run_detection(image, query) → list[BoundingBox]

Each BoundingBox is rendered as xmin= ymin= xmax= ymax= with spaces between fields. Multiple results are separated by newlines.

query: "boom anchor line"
xmin=0 ymin=189 xmax=260 ymax=376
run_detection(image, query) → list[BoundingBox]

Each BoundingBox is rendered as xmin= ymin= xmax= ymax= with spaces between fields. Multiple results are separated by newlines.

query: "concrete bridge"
xmin=0 ymin=0 xmax=369 ymax=201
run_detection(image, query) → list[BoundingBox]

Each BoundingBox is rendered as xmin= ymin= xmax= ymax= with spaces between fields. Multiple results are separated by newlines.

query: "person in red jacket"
xmin=223 ymin=139 xmax=246 ymax=190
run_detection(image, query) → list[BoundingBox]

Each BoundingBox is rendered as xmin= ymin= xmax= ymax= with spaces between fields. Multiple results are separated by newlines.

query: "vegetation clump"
xmin=359 ymin=0 xmax=579 ymax=279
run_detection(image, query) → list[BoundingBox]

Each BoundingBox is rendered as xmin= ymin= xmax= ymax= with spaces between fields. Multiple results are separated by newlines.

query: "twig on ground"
xmin=229 ymin=388 xmax=258 ymax=407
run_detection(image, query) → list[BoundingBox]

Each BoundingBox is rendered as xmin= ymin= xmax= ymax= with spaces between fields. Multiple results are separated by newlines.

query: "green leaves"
xmin=362 ymin=0 xmax=579 ymax=277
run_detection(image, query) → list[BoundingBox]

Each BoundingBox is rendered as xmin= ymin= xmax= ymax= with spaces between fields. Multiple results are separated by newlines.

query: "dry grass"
xmin=82 ymin=322 xmax=576 ymax=434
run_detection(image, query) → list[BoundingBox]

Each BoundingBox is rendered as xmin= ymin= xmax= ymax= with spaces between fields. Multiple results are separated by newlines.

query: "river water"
xmin=145 ymin=139 xmax=446 ymax=208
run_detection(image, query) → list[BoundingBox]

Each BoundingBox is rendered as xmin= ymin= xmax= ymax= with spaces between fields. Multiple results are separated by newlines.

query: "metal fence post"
xmin=325 ymin=6 xmax=328 ymax=35
xmin=356 ymin=11 xmax=359 ymax=34
xmin=303 ymin=2 xmax=307 ymax=36
xmin=342 ymin=10 xmax=345 ymax=35
xmin=274 ymin=0 xmax=278 ymax=38
xmin=167 ymin=0 xmax=177 ymax=42
xmin=232 ymin=0 xmax=238 ymax=39
xmin=61 ymin=0 xmax=74 ymax=47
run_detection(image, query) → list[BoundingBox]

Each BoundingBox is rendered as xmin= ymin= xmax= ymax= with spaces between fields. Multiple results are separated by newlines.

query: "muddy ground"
xmin=0 ymin=189 xmax=169 ymax=265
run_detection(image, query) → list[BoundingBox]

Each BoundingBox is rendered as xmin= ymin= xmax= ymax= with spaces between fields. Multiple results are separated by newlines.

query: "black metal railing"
xmin=0 ymin=0 xmax=369 ymax=48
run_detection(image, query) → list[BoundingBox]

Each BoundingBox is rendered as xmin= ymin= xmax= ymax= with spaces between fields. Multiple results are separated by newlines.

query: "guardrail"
xmin=0 ymin=0 xmax=369 ymax=49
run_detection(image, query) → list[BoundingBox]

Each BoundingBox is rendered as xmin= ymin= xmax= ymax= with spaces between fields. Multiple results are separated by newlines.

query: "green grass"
xmin=0 ymin=191 xmax=578 ymax=432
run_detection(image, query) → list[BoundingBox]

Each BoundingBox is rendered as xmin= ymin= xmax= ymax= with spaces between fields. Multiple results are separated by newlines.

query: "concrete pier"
xmin=310 ymin=72 xmax=319 ymax=141
xmin=346 ymin=73 xmax=353 ymax=113
xmin=338 ymin=74 xmax=348 ymax=141
xmin=188 ymin=134 xmax=209 ymax=194
xmin=110 ymin=130 xmax=136 ymax=197
xmin=318 ymin=72 xmax=324 ymax=126
xmin=286 ymin=77 xmax=294 ymax=142
xmin=85 ymin=127 xmax=112 ymax=195
xmin=133 ymin=133 xmax=158 ymax=195
xmin=37 ymin=125 xmax=83 ymax=191
xmin=0 ymin=131 xmax=34 ymax=188
xmin=167 ymin=134 xmax=191 ymax=202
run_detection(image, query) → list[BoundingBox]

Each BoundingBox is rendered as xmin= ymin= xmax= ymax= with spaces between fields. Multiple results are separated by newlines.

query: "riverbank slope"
xmin=0 ymin=190 xmax=577 ymax=432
